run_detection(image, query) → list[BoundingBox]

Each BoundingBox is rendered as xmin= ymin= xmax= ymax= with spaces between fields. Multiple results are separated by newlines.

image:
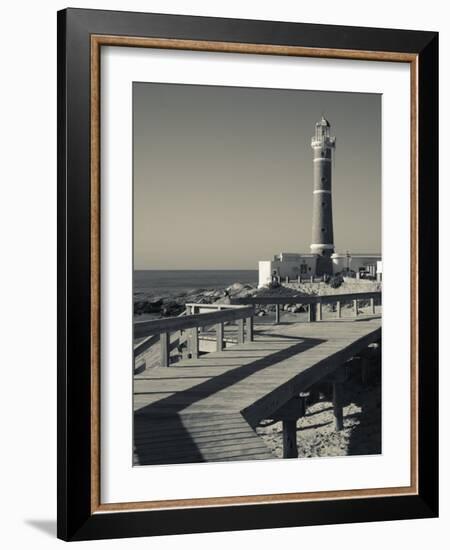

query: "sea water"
xmin=134 ymin=270 xmax=258 ymax=298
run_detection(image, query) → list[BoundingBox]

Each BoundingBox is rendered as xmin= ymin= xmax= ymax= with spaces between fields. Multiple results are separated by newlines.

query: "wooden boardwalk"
xmin=134 ymin=317 xmax=381 ymax=465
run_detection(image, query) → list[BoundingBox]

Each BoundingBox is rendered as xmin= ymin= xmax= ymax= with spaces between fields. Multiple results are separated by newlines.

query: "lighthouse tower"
xmin=310 ymin=116 xmax=336 ymax=275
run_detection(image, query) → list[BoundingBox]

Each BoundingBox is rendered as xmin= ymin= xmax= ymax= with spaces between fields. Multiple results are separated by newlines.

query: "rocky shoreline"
xmin=133 ymin=281 xmax=259 ymax=318
xmin=133 ymin=278 xmax=382 ymax=319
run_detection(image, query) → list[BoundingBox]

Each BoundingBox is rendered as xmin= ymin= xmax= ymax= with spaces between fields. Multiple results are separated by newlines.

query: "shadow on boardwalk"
xmin=135 ymin=336 xmax=324 ymax=417
xmin=134 ymin=336 xmax=324 ymax=466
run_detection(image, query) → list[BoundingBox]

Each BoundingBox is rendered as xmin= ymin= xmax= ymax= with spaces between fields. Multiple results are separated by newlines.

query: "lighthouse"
xmin=257 ymin=115 xmax=381 ymax=288
xmin=310 ymin=116 xmax=336 ymax=275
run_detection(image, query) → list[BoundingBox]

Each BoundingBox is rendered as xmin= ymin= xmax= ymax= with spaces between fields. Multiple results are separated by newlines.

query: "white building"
xmin=258 ymin=253 xmax=381 ymax=287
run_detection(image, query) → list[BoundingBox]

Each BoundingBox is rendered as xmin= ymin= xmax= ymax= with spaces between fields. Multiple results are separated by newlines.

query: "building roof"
xmin=331 ymin=253 xmax=381 ymax=258
xmin=316 ymin=115 xmax=330 ymax=127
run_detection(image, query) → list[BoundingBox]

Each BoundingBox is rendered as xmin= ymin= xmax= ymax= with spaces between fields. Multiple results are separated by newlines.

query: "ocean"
xmin=134 ymin=270 xmax=258 ymax=298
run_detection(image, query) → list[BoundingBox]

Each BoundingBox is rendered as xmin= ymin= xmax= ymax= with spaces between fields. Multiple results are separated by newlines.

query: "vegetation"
xmin=327 ymin=273 xmax=344 ymax=289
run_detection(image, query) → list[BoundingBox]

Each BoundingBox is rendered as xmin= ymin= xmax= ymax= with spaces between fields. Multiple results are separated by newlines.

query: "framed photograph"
xmin=57 ymin=8 xmax=438 ymax=541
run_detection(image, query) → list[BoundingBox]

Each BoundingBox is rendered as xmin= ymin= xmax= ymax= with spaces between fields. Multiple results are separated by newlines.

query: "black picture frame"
xmin=57 ymin=7 xmax=438 ymax=541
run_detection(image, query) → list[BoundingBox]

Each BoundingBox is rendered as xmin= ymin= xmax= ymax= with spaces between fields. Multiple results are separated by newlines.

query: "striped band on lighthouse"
xmin=310 ymin=116 xmax=336 ymax=276
xmin=310 ymin=243 xmax=334 ymax=249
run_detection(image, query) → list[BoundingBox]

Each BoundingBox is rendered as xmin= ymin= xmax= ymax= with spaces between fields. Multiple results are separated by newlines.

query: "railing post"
xmin=216 ymin=322 xmax=224 ymax=351
xmin=370 ymin=297 xmax=375 ymax=314
xmin=332 ymin=381 xmax=344 ymax=431
xmin=237 ymin=318 xmax=245 ymax=344
xmin=275 ymin=304 xmax=280 ymax=324
xmin=353 ymin=299 xmax=358 ymax=317
xmin=186 ymin=306 xmax=195 ymax=315
xmin=282 ymin=420 xmax=298 ymax=458
xmin=160 ymin=332 xmax=170 ymax=367
xmin=336 ymin=300 xmax=341 ymax=319
xmin=316 ymin=301 xmax=322 ymax=321
xmin=246 ymin=316 xmax=254 ymax=342
xmin=361 ymin=355 xmax=370 ymax=385
xmin=190 ymin=327 xmax=199 ymax=359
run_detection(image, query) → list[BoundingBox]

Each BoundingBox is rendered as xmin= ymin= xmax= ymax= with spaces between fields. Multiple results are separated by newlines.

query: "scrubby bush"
xmin=328 ymin=274 xmax=344 ymax=289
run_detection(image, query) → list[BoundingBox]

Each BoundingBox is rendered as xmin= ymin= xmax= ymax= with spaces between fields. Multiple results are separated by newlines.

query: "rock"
xmin=227 ymin=282 xmax=245 ymax=293
xmin=161 ymin=300 xmax=184 ymax=316
xmin=133 ymin=301 xmax=145 ymax=315
xmin=186 ymin=288 xmax=206 ymax=295
xmin=213 ymin=296 xmax=232 ymax=305
xmin=133 ymin=298 xmax=164 ymax=315
xmin=233 ymin=288 xmax=255 ymax=299
xmin=202 ymin=290 xmax=216 ymax=297
xmin=226 ymin=282 xmax=256 ymax=296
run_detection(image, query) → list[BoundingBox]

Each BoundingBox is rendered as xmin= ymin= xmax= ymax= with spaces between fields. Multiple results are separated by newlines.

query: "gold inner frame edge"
xmin=89 ymin=34 xmax=419 ymax=514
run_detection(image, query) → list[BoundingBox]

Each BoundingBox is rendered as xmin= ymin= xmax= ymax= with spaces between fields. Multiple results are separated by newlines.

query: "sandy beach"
xmin=256 ymin=360 xmax=382 ymax=458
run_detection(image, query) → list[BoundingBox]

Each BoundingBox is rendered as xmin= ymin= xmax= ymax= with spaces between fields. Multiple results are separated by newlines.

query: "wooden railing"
xmin=134 ymin=305 xmax=254 ymax=367
xmin=133 ymin=292 xmax=381 ymax=368
xmin=231 ymin=291 xmax=381 ymax=324
xmin=133 ymin=310 xmax=187 ymax=371
xmin=185 ymin=303 xmax=247 ymax=313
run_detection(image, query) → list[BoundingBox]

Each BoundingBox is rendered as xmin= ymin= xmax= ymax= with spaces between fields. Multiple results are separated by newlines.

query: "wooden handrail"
xmin=231 ymin=291 xmax=381 ymax=306
xmin=232 ymin=291 xmax=381 ymax=325
xmin=134 ymin=305 xmax=254 ymax=339
xmin=134 ymin=333 xmax=159 ymax=358
xmin=133 ymin=293 xmax=380 ymax=369
xmin=133 ymin=309 xmax=187 ymax=359
xmin=134 ymin=305 xmax=254 ymax=368
xmin=185 ymin=302 xmax=245 ymax=310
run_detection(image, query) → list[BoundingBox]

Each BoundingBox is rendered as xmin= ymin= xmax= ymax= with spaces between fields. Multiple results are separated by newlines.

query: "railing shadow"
xmin=134 ymin=414 xmax=206 ymax=466
xmin=135 ymin=336 xmax=325 ymax=417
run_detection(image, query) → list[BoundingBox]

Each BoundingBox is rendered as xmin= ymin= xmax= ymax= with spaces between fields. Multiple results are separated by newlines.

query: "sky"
xmin=133 ymin=82 xmax=381 ymax=270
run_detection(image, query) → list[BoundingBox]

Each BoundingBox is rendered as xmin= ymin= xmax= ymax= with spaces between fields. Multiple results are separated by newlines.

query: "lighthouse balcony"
xmin=311 ymin=136 xmax=336 ymax=148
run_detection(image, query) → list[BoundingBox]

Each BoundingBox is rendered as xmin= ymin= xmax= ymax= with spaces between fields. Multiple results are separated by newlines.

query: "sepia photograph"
xmin=132 ymin=82 xmax=383 ymax=466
